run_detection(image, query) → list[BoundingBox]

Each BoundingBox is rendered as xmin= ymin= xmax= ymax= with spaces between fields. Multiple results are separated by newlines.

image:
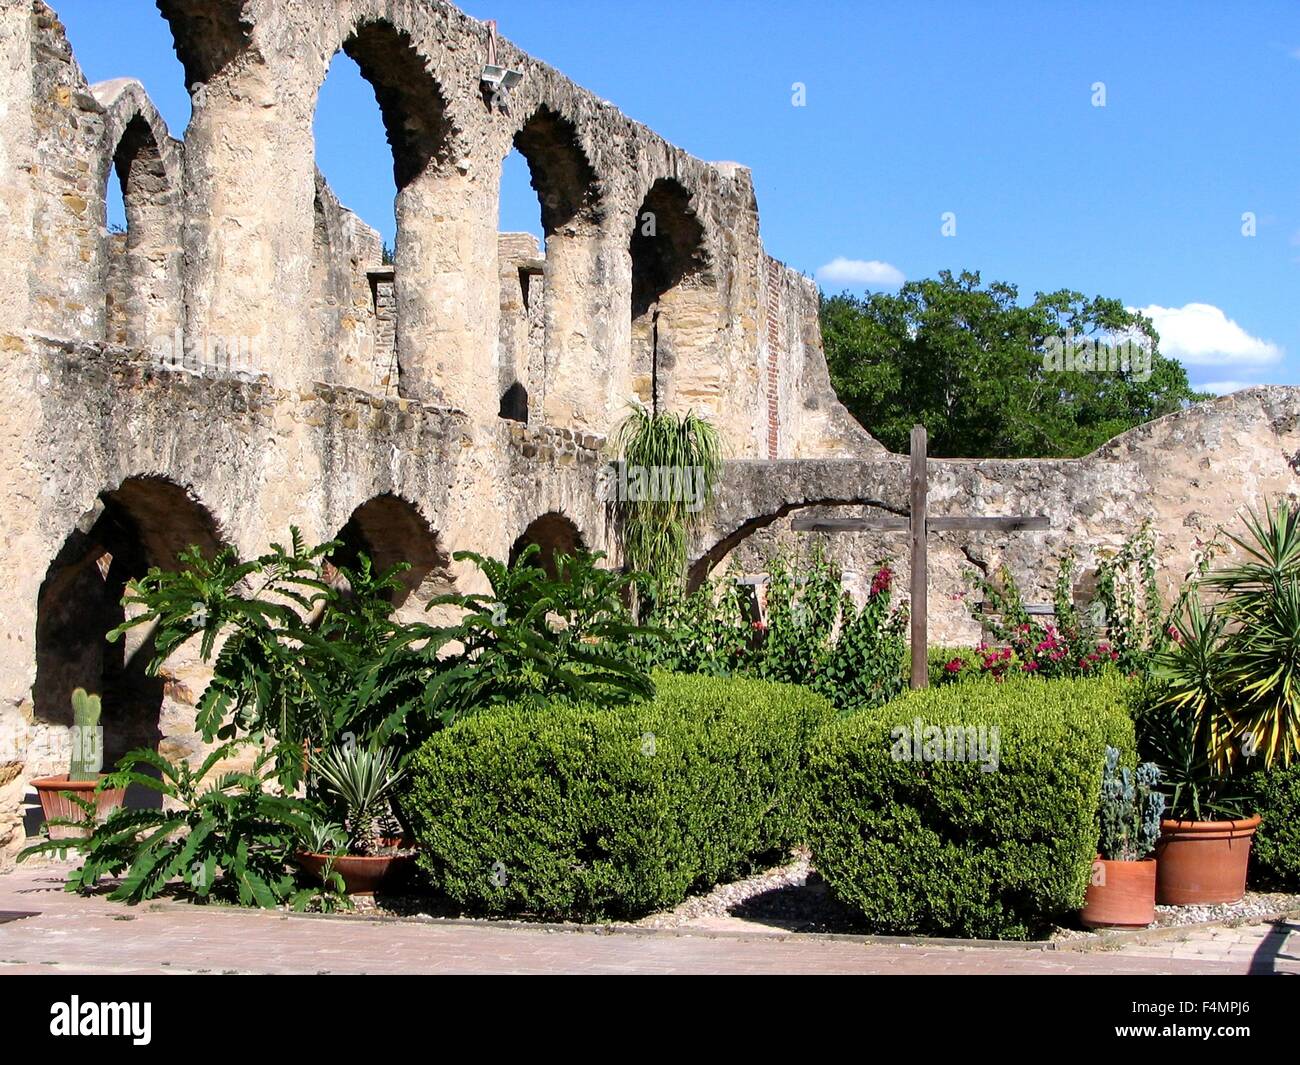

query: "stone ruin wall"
xmin=0 ymin=0 xmax=879 ymax=859
xmin=0 ymin=0 xmax=1296 ymax=861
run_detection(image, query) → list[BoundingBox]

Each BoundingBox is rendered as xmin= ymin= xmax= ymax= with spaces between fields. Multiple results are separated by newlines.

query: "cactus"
xmin=68 ymin=688 xmax=103 ymax=782
xmin=1097 ymin=745 xmax=1164 ymax=861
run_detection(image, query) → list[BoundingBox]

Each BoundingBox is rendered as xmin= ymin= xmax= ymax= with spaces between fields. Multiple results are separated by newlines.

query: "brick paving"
xmin=1 ymin=864 xmax=1296 ymax=975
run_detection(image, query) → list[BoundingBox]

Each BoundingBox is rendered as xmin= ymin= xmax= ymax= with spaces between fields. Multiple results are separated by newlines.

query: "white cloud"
xmin=1130 ymin=302 xmax=1282 ymax=368
xmin=815 ymin=257 xmax=905 ymax=288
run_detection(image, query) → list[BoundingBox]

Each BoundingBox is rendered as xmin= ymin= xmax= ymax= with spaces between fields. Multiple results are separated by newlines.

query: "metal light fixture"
xmin=480 ymin=20 xmax=523 ymax=111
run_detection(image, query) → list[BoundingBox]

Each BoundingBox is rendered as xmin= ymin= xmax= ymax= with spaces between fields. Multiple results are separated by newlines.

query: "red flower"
xmin=752 ymin=620 xmax=767 ymax=632
xmin=944 ymin=657 xmax=964 ymax=673
xmin=1022 ymin=660 xmax=1039 ymax=672
xmin=869 ymin=565 xmax=894 ymax=598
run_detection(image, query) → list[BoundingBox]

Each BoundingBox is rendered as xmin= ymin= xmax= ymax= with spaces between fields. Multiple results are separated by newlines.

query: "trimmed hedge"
xmin=401 ymin=672 xmax=835 ymax=920
xmin=806 ymin=674 xmax=1137 ymax=939
xmin=1249 ymin=762 xmax=1300 ymax=890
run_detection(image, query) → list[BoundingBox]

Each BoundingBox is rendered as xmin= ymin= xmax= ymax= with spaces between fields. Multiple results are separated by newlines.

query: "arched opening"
xmin=312 ymin=19 xmax=454 ymax=398
xmin=500 ymin=107 xmax=601 ymax=427
xmin=157 ymin=0 xmax=256 ymax=91
xmin=510 ymin=512 xmax=586 ymax=580
xmin=93 ymin=85 xmax=183 ymax=354
xmin=630 ymin=179 xmax=716 ymax=415
xmin=497 ymin=145 xmax=544 ymax=424
xmin=329 ymin=494 xmax=452 ymax=618
xmin=33 ymin=478 xmax=224 ymax=774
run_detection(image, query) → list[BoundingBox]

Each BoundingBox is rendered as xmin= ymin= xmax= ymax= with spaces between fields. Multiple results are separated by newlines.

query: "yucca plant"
xmin=1144 ymin=499 xmax=1300 ymax=820
xmin=613 ymin=404 xmax=722 ymax=597
xmin=311 ymin=744 xmax=406 ymax=856
xmin=1202 ymin=499 xmax=1300 ymax=769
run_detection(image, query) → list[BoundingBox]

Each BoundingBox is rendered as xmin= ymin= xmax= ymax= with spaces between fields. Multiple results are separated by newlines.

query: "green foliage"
xmin=805 ymin=675 xmax=1137 ymax=939
xmin=311 ymin=744 xmax=406 ymax=856
xmin=20 ymin=742 xmax=315 ymax=907
xmin=1145 ymin=500 xmax=1300 ymax=796
xmin=961 ymin=526 xmax=1218 ymax=683
xmin=612 ymin=404 xmax=721 ymax=590
xmin=964 ymin=557 xmax=1117 ymax=681
xmin=107 ymin=531 xmax=416 ymax=787
xmin=394 ymin=546 xmax=655 ymax=723
xmin=1097 ymin=746 xmax=1164 ymax=861
xmin=1200 ymin=499 xmax=1300 ymax=769
xmin=69 ymin=687 xmax=102 ymax=781
xmin=643 ymin=549 xmax=907 ymax=711
xmin=1246 ymin=761 xmax=1300 ymax=889
xmin=820 ymin=271 xmax=1208 ymax=458
xmin=401 ymin=673 xmax=835 ymax=921
xmin=636 ymin=573 xmax=752 ymax=676
xmin=923 ymin=645 xmax=985 ymax=686
xmin=105 ymin=530 xmax=654 ymax=792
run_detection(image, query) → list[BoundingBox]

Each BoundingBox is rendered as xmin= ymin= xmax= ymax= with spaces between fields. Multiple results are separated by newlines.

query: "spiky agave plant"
xmin=312 ymin=744 xmax=406 ymax=856
xmin=612 ymin=404 xmax=722 ymax=596
xmin=1202 ymin=498 xmax=1300 ymax=769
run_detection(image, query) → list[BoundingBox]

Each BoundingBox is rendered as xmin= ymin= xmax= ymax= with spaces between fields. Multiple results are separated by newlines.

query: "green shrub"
xmin=1248 ymin=761 xmax=1300 ymax=889
xmin=401 ymin=672 xmax=834 ymax=921
xmin=806 ymin=674 xmax=1137 ymax=939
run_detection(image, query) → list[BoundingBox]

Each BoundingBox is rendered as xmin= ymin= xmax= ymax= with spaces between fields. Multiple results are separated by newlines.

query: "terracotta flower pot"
xmin=31 ymin=775 xmax=126 ymax=840
xmin=296 ymin=839 xmax=415 ymax=896
xmin=1155 ymin=815 xmax=1261 ymax=905
xmin=1080 ymin=856 xmax=1156 ymax=929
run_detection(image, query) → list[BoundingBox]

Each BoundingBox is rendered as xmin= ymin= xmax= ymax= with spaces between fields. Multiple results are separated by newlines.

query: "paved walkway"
xmin=2 ymin=864 xmax=1297 ymax=975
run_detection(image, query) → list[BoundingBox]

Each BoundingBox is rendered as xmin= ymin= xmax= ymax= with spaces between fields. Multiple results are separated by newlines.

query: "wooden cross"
xmin=791 ymin=425 xmax=1049 ymax=689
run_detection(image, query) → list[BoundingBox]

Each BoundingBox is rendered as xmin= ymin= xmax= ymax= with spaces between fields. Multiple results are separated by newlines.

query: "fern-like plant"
xmin=19 ymin=742 xmax=315 ymax=907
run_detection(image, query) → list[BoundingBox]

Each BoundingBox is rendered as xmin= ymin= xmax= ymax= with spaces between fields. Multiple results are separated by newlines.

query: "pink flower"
xmin=945 ymin=658 xmax=964 ymax=673
xmin=1022 ymin=660 xmax=1039 ymax=672
xmin=870 ymin=565 xmax=894 ymax=598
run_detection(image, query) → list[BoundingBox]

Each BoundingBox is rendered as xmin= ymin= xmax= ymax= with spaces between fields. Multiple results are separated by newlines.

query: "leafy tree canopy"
xmin=820 ymin=269 xmax=1210 ymax=457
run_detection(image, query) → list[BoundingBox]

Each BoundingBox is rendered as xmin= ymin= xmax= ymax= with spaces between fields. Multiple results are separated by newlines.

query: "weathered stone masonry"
xmin=0 ymin=0 xmax=1296 ymax=861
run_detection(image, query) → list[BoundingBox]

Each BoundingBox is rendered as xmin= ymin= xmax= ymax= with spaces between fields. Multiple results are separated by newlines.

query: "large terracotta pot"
xmin=296 ymin=839 xmax=415 ymax=896
xmin=1080 ymin=857 xmax=1157 ymax=929
xmin=1155 ymin=815 xmax=1261 ymax=905
xmin=31 ymin=775 xmax=126 ymax=840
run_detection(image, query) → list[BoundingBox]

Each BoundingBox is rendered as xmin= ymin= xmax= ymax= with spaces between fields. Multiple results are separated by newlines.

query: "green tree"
xmin=820 ymin=270 xmax=1209 ymax=457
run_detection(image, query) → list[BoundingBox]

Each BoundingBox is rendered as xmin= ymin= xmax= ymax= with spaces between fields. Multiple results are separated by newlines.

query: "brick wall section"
xmin=369 ymin=270 xmax=396 ymax=392
xmin=764 ymin=256 xmax=783 ymax=458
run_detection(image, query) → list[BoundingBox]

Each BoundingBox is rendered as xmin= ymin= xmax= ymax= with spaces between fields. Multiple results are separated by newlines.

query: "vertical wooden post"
xmin=909 ymin=424 xmax=928 ymax=689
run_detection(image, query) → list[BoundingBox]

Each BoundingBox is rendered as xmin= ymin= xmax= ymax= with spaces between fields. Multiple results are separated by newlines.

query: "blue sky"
xmin=55 ymin=0 xmax=1300 ymax=393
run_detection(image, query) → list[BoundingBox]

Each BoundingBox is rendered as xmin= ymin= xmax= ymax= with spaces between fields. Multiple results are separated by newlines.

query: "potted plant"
xmin=1080 ymin=747 xmax=1164 ymax=928
xmin=30 ymin=689 xmax=125 ymax=840
xmin=295 ymin=743 xmax=414 ymax=895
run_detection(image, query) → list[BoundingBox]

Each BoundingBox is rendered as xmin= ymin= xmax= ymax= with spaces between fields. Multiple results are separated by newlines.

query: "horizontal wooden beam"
xmin=928 ymin=515 xmax=1050 ymax=532
xmin=790 ymin=514 xmax=1049 ymax=534
xmin=790 ymin=516 xmax=909 ymax=533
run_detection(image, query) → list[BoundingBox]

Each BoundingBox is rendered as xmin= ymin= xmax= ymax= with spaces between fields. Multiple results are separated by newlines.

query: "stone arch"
xmin=498 ymin=104 xmax=603 ymax=427
xmin=630 ymin=177 xmax=719 ymax=415
xmin=509 ymin=512 xmax=586 ymax=580
xmin=311 ymin=15 xmax=464 ymax=404
xmin=32 ymin=476 xmax=225 ymax=769
xmin=91 ymin=80 xmax=184 ymax=353
xmin=329 ymin=493 xmax=453 ymax=616
xmin=156 ymin=0 xmax=259 ymax=90
xmin=688 ymin=497 xmax=906 ymax=592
